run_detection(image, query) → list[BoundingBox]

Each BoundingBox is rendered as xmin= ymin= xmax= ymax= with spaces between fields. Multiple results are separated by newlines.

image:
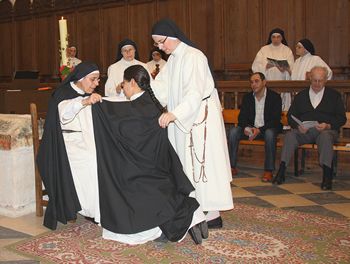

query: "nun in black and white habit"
xmin=38 ymin=62 xmax=205 ymax=244
xmin=37 ymin=62 xmax=102 ymax=230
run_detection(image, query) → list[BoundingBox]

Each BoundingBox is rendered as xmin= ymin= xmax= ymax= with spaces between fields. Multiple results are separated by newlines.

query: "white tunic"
xmin=291 ymin=53 xmax=332 ymax=80
xmin=252 ymin=43 xmax=295 ymax=111
xmin=58 ymin=83 xmax=100 ymax=223
xmin=105 ymin=58 xmax=147 ymax=98
xmin=152 ymin=42 xmax=233 ymax=212
xmin=146 ymin=59 xmax=167 ymax=73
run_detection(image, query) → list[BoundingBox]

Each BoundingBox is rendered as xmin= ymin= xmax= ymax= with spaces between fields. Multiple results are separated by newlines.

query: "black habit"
xmin=92 ymin=92 xmax=199 ymax=241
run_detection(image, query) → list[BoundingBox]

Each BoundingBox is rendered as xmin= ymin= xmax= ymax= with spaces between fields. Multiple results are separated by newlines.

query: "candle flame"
xmin=61 ymin=16 xmax=64 ymax=20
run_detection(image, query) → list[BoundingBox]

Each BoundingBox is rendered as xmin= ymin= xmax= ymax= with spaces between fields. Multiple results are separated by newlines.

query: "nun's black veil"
xmin=266 ymin=28 xmax=288 ymax=46
xmin=151 ymin=18 xmax=196 ymax=48
xmin=116 ymin=38 xmax=140 ymax=62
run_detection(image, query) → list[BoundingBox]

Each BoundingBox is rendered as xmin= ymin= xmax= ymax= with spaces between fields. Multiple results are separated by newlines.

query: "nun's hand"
xmin=83 ymin=93 xmax=102 ymax=106
xmin=159 ymin=112 xmax=176 ymax=128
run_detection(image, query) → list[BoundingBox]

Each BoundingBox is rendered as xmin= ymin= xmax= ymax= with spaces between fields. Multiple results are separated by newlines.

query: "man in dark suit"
xmin=272 ymin=66 xmax=346 ymax=190
xmin=228 ymin=72 xmax=282 ymax=182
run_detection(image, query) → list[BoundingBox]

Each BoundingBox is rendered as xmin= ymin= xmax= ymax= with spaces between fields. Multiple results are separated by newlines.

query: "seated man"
xmin=228 ymin=72 xmax=282 ymax=182
xmin=272 ymin=66 xmax=346 ymax=190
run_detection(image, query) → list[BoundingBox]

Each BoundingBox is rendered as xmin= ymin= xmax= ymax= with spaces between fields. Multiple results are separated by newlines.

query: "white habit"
xmin=291 ymin=52 xmax=332 ymax=80
xmin=152 ymin=42 xmax=233 ymax=212
xmin=146 ymin=58 xmax=167 ymax=73
xmin=58 ymin=82 xmax=100 ymax=223
xmin=252 ymin=43 xmax=295 ymax=110
xmin=105 ymin=58 xmax=147 ymax=98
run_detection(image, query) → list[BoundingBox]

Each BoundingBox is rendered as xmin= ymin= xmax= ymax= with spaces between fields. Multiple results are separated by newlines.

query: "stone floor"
xmin=1 ymin=159 xmax=349 ymax=263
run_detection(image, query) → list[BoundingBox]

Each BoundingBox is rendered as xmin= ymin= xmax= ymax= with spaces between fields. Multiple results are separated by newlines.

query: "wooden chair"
xmin=30 ymin=102 xmax=48 ymax=217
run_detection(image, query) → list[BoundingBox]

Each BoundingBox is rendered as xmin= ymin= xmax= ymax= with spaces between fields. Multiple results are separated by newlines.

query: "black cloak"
xmin=266 ymin=28 xmax=288 ymax=46
xmin=116 ymin=38 xmax=140 ymax=62
xmin=37 ymin=62 xmax=99 ymax=230
xmin=92 ymin=92 xmax=199 ymax=241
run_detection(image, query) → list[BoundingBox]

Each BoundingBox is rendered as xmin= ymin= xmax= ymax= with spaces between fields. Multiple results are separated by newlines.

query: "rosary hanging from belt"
xmin=189 ymin=100 xmax=208 ymax=183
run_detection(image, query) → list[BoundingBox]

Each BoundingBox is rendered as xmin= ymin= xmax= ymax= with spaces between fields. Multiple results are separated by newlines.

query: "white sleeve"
xmin=58 ymin=97 xmax=86 ymax=124
xmin=252 ymin=48 xmax=266 ymax=74
xmin=105 ymin=66 xmax=117 ymax=97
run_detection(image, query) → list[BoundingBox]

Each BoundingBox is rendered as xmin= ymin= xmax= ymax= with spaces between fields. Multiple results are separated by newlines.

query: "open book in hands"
xmin=291 ymin=115 xmax=319 ymax=129
xmin=267 ymin=57 xmax=290 ymax=69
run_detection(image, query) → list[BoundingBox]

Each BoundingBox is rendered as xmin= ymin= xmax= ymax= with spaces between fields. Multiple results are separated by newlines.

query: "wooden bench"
xmin=222 ymin=109 xmax=350 ymax=176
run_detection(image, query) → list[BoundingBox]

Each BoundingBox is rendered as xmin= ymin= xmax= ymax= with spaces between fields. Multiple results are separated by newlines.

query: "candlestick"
xmin=59 ymin=17 xmax=68 ymax=66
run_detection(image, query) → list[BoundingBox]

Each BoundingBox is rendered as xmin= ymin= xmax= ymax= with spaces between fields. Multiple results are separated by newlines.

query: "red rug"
xmin=8 ymin=204 xmax=350 ymax=263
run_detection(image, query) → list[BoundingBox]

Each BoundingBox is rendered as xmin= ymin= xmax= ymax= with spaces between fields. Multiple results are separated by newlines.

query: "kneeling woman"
xmin=93 ymin=65 xmax=207 ymax=244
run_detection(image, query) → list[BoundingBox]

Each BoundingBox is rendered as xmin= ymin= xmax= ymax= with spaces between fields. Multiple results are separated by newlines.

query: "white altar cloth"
xmin=0 ymin=114 xmax=36 ymax=217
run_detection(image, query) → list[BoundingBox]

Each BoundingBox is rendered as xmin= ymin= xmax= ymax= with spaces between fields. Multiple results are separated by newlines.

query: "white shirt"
xmin=291 ymin=53 xmax=332 ymax=80
xmin=309 ymin=86 xmax=325 ymax=109
xmin=254 ymin=88 xmax=267 ymax=128
xmin=105 ymin=58 xmax=147 ymax=97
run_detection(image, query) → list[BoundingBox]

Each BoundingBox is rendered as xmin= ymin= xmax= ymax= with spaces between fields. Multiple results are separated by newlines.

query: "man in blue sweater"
xmin=272 ymin=66 xmax=346 ymax=190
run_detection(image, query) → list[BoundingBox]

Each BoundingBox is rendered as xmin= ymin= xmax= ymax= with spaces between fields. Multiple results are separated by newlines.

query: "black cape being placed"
xmin=92 ymin=92 xmax=199 ymax=241
xmin=37 ymin=83 xmax=82 ymax=230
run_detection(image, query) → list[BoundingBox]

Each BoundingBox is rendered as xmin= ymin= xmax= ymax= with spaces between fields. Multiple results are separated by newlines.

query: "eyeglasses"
xmin=153 ymin=36 xmax=168 ymax=47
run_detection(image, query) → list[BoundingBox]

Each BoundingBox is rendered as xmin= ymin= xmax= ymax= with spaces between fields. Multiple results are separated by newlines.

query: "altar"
xmin=0 ymin=114 xmax=36 ymax=217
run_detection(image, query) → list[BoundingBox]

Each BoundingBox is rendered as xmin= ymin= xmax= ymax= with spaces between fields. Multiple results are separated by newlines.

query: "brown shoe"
xmin=262 ymin=171 xmax=273 ymax=182
xmin=231 ymin=167 xmax=238 ymax=176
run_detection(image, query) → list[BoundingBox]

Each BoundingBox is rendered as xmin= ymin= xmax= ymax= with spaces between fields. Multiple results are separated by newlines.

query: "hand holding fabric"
xmin=159 ymin=112 xmax=176 ymax=128
xmin=83 ymin=93 xmax=102 ymax=106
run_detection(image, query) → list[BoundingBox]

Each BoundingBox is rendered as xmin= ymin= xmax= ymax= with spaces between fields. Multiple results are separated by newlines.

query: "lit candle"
xmin=58 ymin=17 xmax=68 ymax=66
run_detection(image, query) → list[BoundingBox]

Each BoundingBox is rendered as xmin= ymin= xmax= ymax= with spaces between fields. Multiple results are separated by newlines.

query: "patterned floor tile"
xmin=279 ymin=182 xmax=325 ymax=194
xmin=234 ymin=197 xmax=275 ymax=208
xmin=334 ymin=190 xmax=350 ymax=199
xmin=259 ymin=194 xmax=318 ymax=208
xmin=243 ymin=185 xmax=293 ymax=196
xmin=282 ymin=205 xmax=347 ymax=219
xmin=0 ymin=227 xmax=31 ymax=239
xmin=232 ymin=187 xmax=256 ymax=198
xmin=300 ymin=192 xmax=350 ymax=205
xmin=322 ymin=203 xmax=350 ymax=218
xmin=232 ymin=178 xmax=271 ymax=188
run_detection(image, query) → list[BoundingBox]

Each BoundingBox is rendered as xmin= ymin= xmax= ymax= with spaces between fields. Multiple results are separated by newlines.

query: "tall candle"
xmin=59 ymin=17 xmax=68 ymax=66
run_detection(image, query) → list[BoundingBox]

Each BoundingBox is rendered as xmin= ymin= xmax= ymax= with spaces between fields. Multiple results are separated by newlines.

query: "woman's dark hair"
xmin=250 ymin=72 xmax=266 ymax=81
xmin=124 ymin=65 xmax=167 ymax=113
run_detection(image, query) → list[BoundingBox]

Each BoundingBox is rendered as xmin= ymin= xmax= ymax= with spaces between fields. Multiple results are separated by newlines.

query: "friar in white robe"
xmin=291 ymin=38 xmax=332 ymax=80
xmin=252 ymin=28 xmax=295 ymax=110
xmin=105 ymin=39 xmax=147 ymax=98
xmin=151 ymin=18 xmax=233 ymax=229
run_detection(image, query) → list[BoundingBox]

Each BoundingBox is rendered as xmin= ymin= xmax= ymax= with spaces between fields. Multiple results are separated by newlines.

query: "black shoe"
xmin=189 ymin=225 xmax=202 ymax=244
xmin=154 ymin=232 xmax=168 ymax=243
xmin=272 ymin=162 xmax=286 ymax=185
xmin=207 ymin=216 xmax=223 ymax=229
xmin=198 ymin=221 xmax=208 ymax=239
xmin=84 ymin=217 xmax=98 ymax=224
